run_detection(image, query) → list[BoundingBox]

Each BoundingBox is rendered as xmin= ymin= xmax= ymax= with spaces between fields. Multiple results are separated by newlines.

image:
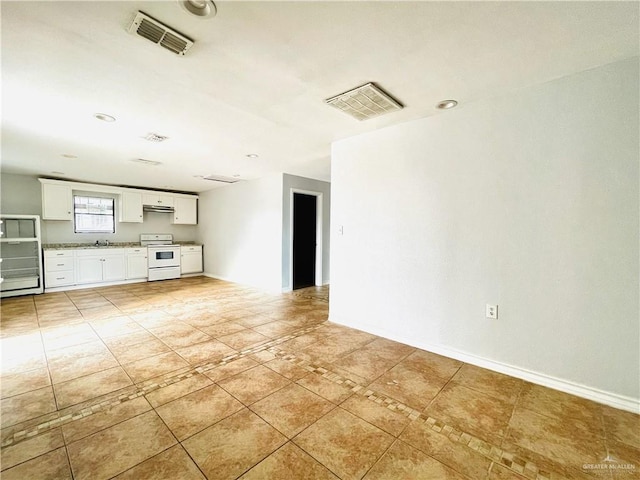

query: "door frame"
xmin=289 ymin=188 xmax=323 ymax=289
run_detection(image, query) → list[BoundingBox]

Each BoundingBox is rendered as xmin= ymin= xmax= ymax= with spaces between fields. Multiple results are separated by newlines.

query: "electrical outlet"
xmin=486 ymin=304 xmax=498 ymax=319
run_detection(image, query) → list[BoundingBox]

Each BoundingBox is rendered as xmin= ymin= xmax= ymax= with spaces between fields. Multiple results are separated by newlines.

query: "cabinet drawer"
xmin=46 ymin=271 xmax=75 ymax=287
xmin=125 ymin=248 xmax=146 ymax=255
xmin=46 ymin=257 xmax=74 ymax=272
xmin=181 ymin=245 xmax=202 ymax=252
xmin=44 ymin=250 xmax=73 ymax=258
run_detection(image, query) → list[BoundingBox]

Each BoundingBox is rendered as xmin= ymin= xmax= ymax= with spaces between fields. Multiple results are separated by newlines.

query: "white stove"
xmin=140 ymin=234 xmax=181 ymax=281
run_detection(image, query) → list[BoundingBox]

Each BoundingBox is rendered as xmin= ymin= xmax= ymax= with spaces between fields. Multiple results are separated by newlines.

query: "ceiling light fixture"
xmin=202 ymin=174 xmax=241 ymax=184
xmin=180 ymin=0 xmax=217 ymax=18
xmin=436 ymin=99 xmax=458 ymax=110
xmin=245 ymin=154 xmax=259 ymax=158
xmin=94 ymin=113 xmax=116 ymax=122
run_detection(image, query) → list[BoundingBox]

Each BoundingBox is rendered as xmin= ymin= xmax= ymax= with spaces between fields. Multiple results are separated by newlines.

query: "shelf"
xmin=1 ymin=267 xmax=40 ymax=273
xmin=0 ymin=275 xmax=40 ymax=290
xmin=0 ymin=238 xmax=39 ymax=243
xmin=0 ymin=256 xmax=39 ymax=261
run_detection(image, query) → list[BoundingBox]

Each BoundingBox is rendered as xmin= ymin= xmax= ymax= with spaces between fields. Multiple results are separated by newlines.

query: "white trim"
xmin=329 ymin=314 xmax=640 ymax=414
xmin=44 ymin=278 xmax=147 ymax=293
xmin=289 ymin=188 xmax=323 ymax=289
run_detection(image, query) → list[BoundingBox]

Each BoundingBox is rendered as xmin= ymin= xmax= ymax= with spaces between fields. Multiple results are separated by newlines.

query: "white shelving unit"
xmin=0 ymin=215 xmax=44 ymax=297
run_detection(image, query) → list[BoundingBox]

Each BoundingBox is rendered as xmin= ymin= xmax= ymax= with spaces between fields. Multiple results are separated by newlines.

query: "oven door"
xmin=148 ymin=246 xmax=180 ymax=268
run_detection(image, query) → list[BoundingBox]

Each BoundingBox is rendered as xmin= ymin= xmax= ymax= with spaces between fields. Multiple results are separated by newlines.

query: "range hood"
xmin=143 ymin=205 xmax=175 ymax=213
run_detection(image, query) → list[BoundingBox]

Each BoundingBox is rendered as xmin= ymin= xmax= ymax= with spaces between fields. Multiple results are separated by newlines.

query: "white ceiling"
xmin=2 ymin=1 xmax=638 ymax=193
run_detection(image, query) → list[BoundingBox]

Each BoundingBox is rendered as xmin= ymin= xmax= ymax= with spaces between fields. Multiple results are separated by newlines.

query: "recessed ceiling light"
xmin=180 ymin=0 xmax=217 ymax=18
xmin=246 ymin=154 xmax=259 ymax=158
xmin=61 ymin=154 xmax=77 ymax=159
xmin=436 ymin=100 xmax=458 ymax=110
xmin=94 ymin=113 xmax=116 ymax=122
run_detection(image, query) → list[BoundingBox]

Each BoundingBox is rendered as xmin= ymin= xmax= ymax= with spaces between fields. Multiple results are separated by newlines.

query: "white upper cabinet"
xmin=41 ymin=183 xmax=72 ymax=220
xmin=119 ymin=191 xmax=143 ymax=223
xmin=142 ymin=193 xmax=174 ymax=207
xmin=172 ymin=197 xmax=197 ymax=225
xmin=39 ymin=179 xmax=198 ymax=225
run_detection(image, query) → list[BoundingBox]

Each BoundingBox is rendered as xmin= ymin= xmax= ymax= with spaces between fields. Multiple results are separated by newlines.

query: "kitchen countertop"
xmin=42 ymin=241 xmax=199 ymax=250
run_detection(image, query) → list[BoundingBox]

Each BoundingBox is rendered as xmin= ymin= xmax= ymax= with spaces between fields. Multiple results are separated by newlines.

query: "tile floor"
xmin=0 ymin=277 xmax=638 ymax=479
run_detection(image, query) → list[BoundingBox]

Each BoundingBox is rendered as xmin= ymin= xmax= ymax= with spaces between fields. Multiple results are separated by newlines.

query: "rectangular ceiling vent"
xmin=130 ymin=158 xmax=162 ymax=166
xmin=128 ymin=12 xmax=194 ymax=56
xmin=202 ymin=174 xmax=241 ymax=184
xmin=325 ymin=83 xmax=403 ymax=121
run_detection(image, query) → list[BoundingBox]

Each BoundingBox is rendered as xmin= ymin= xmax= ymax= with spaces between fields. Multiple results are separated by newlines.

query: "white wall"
xmin=1 ymin=173 xmax=42 ymax=216
xmin=196 ymin=174 xmax=284 ymax=292
xmin=282 ymin=174 xmax=331 ymax=290
xmin=0 ymin=174 xmax=197 ymax=243
xmin=330 ymin=58 xmax=639 ymax=408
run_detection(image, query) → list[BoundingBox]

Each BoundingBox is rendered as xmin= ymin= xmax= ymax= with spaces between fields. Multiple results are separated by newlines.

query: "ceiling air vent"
xmin=202 ymin=174 xmax=241 ymax=184
xmin=128 ymin=12 xmax=194 ymax=56
xmin=130 ymin=158 xmax=162 ymax=166
xmin=325 ymin=83 xmax=403 ymax=121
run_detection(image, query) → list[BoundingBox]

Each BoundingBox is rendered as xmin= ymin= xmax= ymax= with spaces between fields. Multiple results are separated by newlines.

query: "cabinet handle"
xmin=56 ymin=263 xmax=64 ymax=266
xmin=56 ymin=277 xmax=64 ymax=280
xmin=56 ymin=253 xmax=64 ymax=256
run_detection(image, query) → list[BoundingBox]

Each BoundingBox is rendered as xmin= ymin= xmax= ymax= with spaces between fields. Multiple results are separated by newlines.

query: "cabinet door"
xmin=102 ymin=255 xmax=126 ymax=282
xmin=75 ymin=256 xmax=103 ymax=284
xmin=120 ymin=192 xmax=143 ymax=223
xmin=142 ymin=193 xmax=174 ymax=207
xmin=173 ymin=197 xmax=197 ymax=225
xmin=181 ymin=252 xmax=203 ymax=274
xmin=42 ymin=183 xmax=72 ymax=220
xmin=126 ymin=253 xmax=148 ymax=279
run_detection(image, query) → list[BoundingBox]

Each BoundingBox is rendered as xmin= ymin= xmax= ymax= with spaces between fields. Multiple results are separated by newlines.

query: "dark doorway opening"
xmin=293 ymin=193 xmax=317 ymax=290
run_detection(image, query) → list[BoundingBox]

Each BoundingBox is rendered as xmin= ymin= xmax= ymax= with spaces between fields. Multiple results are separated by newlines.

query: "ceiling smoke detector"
xmin=130 ymin=158 xmax=162 ymax=166
xmin=128 ymin=12 xmax=194 ymax=56
xmin=325 ymin=83 xmax=403 ymax=121
xmin=202 ymin=174 xmax=241 ymax=184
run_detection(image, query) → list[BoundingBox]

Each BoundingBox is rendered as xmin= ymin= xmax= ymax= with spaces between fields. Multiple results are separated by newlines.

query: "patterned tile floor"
xmin=0 ymin=277 xmax=637 ymax=479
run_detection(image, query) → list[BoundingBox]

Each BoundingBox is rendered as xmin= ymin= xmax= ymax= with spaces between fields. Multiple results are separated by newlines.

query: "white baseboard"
xmin=202 ymin=272 xmax=282 ymax=294
xmin=44 ymin=278 xmax=147 ymax=293
xmin=202 ymin=272 xmax=235 ymax=283
xmin=329 ymin=315 xmax=640 ymax=414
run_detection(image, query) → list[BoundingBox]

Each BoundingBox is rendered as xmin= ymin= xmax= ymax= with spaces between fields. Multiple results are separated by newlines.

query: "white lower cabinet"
xmin=75 ymin=249 xmax=125 ymax=285
xmin=126 ymin=247 xmax=148 ymax=279
xmin=181 ymin=245 xmax=203 ymax=274
xmin=44 ymin=250 xmax=75 ymax=288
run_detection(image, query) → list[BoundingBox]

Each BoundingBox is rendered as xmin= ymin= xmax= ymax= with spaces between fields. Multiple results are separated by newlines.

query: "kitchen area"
xmin=0 ymin=176 xmax=204 ymax=297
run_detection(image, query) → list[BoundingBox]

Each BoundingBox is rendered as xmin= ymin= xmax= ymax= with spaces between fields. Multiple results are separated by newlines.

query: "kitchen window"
xmin=74 ymin=195 xmax=115 ymax=233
